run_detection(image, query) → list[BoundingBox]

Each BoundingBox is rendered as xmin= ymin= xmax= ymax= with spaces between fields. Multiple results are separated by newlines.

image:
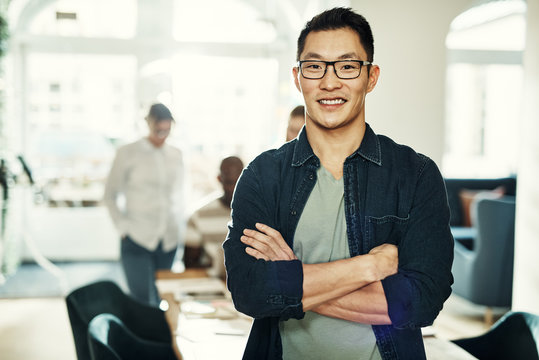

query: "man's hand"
xmin=241 ymin=223 xmax=298 ymax=261
xmin=367 ymin=243 xmax=398 ymax=281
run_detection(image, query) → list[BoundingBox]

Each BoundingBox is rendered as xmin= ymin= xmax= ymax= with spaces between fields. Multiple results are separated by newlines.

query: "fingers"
xmin=368 ymin=244 xmax=398 ymax=259
xmin=241 ymin=231 xmax=279 ymax=260
xmin=255 ymin=223 xmax=297 ymax=260
xmin=241 ymin=223 xmax=297 ymax=261
xmin=245 ymin=246 xmax=269 ymax=261
xmin=368 ymin=243 xmax=399 ymax=280
xmin=255 ymin=223 xmax=286 ymax=247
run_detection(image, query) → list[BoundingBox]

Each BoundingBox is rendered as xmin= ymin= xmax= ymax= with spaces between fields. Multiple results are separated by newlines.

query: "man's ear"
xmin=217 ymin=174 xmax=222 ymax=184
xmin=366 ymin=65 xmax=380 ymax=94
xmin=293 ymin=67 xmax=302 ymax=92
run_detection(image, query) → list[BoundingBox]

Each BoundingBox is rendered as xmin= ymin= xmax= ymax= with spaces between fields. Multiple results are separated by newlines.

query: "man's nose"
xmin=320 ymin=65 xmax=342 ymax=90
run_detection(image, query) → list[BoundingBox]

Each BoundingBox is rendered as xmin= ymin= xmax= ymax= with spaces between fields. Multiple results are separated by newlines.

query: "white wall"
xmin=348 ymin=0 xmax=539 ymax=315
xmin=512 ymin=0 xmax=539 ymax=313
xmin=350 ymin=0 xmax=470 ymax=165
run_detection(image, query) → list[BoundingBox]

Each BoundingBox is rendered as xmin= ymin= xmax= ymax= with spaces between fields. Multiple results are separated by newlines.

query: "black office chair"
xmin=88 ymin=313 xmax=176 ymax=360
xmin=66 ymin=280 xmax=172 ymax=360
xmin=452 ymin=311 xmax=539 ymax=360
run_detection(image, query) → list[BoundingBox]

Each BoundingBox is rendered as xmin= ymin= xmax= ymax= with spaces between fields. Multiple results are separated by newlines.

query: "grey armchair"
xmin=451 ymin=196 xmax=516 ymax=312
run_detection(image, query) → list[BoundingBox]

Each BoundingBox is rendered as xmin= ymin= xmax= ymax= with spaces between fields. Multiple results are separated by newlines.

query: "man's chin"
xmin=310 ymin=118 xmax=351 ymax=131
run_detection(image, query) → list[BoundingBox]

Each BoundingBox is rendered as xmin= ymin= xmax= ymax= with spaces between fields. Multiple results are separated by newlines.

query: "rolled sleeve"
xmin=381 ymin=158 xmax=454 ymax=329
xmin=223 ymin=165 xmax=304 ymax=321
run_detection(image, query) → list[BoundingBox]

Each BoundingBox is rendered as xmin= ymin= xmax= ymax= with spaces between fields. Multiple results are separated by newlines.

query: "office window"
xmin=168 ymin=55 xmax=279 ymax=207
xmin=26 ymin=53 xmax=137 ymax=206
xmin=29 ymin=0 xmax=137 ymax=38
xmin=443 ymin=0 xmax=525 ymax=178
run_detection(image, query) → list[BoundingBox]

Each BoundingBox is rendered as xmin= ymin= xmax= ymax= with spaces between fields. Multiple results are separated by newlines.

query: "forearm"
xmin=302 ymin=254 xmax=379 ymax=311
xmin=240 ymin=224 xmax=398 ymax=312
xmin=225 ymin=241 xmax=304 ymax=320
xmin=311 ymin=281 xmax=391 ymax=325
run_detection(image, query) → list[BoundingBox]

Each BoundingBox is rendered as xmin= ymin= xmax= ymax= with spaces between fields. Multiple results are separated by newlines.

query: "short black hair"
xmin=296 ymin=7 xmax=374 ymax=62
xmin=147 ymin=103 xmax=174 ymax=122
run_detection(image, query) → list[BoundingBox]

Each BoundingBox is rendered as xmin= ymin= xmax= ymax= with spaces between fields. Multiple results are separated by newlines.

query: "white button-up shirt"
xmin=103 ymin=138 xmax=184 ymax=252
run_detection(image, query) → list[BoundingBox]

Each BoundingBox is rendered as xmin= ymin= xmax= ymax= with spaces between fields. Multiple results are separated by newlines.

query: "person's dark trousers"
xmin=121 ymin=235 xmax=176 ymax=306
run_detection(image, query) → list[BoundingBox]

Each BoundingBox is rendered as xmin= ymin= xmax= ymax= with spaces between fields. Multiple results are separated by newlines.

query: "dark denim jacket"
xmin=223 ymin=124 xmax=454 ymax=360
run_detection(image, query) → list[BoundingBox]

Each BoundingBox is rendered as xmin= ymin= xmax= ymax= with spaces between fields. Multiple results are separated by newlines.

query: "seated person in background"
xmin=183 ymin=156 xmax=244 ymax=279
xmin=286 ymin=105 xmax=305 ymax=141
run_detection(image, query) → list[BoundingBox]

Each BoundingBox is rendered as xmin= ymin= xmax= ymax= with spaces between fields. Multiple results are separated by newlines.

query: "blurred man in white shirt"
xmin=104 ymin=103 xmax=184 ymax=306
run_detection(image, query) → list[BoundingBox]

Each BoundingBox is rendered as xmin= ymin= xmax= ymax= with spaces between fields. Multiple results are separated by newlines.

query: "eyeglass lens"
xmin=301 ymin=61 xmax=364 ymax=79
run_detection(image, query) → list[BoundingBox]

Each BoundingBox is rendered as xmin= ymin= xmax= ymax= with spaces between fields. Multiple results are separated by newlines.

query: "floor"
xmin=0 ymin=292 xmax=508 ymax=360
xmin=0 ymin=297 xmax=77 ymax=360
xmin=0 ymin=260 xmax=127 ymax=360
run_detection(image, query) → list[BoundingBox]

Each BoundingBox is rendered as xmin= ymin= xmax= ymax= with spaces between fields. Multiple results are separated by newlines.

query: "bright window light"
xmin=447 ymin=0 xmax=526 ymax=50
xmin=173 ymin=0 xmax=277 ymax=43
xmin=170 ymin=54 xmax=279 ymax=206
xmin=443 ymin=0 xmax=525 ymax=178
xmin=28 ymin=0 xmax=137 ymax=38
xmin=25 ymin=53 xmax=137 ymax=203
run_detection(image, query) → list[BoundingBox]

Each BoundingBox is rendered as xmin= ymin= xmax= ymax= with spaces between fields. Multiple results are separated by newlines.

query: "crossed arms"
xmin=224 ymin=158 xmax=453 ymax=328
xmin=241 ymin=223 xmax=398 ymax=325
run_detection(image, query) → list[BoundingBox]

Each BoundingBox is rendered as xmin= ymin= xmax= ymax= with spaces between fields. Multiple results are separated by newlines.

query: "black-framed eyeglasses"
xmin=297 ymin=60 xmax=372 ymax=79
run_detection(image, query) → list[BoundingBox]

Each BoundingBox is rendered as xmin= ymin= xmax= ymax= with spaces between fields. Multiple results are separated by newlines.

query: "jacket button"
xmin=309 ymin=174 xmax=314 ymax=180
xmin=291 ymin=210 xmax=297 ymax=216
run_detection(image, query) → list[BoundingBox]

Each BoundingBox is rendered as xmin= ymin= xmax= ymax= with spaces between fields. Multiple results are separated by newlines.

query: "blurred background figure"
xmin=183 ymin=156 xmax=244 ymax=280
xmin=103 ymin=103 xmax=184 ymax=306
xmin=286 ymin=105 xmax=305 ymax=141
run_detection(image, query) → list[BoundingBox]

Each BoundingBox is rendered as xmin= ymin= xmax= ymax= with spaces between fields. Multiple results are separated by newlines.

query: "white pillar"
xmin=512 ymin=0 xmax=539 ymax=313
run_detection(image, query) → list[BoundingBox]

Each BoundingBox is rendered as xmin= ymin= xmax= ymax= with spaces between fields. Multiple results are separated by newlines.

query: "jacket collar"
xmin=291 ymin=123 xmax=382 ymax=167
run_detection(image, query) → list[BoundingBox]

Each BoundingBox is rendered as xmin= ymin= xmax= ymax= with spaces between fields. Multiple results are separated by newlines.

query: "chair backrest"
xmin=470 ymin=196 xmax=516 ymax=306
xmin=453 ymin=311 xmax=539 ymax=360
xmin=87 ymin=313 xmax=121 ymax=360
xmin=88 ymin=313 xmax=176 ymax=360
xmin=444 ymin=177 xmax=517 ymax=226
xmin=66 ymin=280 xmax=171 ymax=360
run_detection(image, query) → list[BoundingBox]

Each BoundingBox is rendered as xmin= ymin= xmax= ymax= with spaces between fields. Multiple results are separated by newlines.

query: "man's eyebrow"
xmin=338 ymin=53 xmax=359 ymax=59
xmin=301 ymin=52 xmax=361 ymax=60
xmin=302 ymin=52 xmax=323 ymax=59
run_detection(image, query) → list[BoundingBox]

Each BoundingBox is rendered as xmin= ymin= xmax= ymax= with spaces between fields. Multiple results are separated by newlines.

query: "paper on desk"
xmin=178 ymin=316 xmax=251 ymax=343
xmin=421 ymin=326 xmax=436 ymax=337
xmin=156 ymin=277 xmax=228 ymax=301
xmin=181 ymin=300 xmax=238 ymax=319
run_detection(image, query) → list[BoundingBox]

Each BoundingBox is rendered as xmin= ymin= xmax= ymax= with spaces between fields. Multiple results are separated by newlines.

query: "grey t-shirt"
xmin=279 ymin=166 xmax=381 ymax=360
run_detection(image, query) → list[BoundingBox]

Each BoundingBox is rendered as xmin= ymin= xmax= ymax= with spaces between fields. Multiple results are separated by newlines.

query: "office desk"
xmin=156 ymin=271 xmax=476 ymax=360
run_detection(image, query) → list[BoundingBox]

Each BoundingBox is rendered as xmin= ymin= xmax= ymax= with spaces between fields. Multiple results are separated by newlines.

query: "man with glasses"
xmin=104 ymin=103 xmax=184 ymax=306
xmin=224 ymin=7 xmax=453 ymax=360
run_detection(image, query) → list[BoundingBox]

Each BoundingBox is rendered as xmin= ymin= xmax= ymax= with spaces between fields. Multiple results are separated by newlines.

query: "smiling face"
xmin=293 ymin=27 xmax=379 ymax=133
xmin=147 ymin=118 xmax=172 ymax=147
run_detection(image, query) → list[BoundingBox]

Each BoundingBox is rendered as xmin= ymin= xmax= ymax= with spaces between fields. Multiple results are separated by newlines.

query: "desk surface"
xmin=156 ymin=270 xmax=477 ymax=360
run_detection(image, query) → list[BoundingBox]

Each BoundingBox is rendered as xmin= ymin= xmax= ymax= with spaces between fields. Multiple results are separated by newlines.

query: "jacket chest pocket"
xmin=366 ymin=214 xmax=409 ymax=248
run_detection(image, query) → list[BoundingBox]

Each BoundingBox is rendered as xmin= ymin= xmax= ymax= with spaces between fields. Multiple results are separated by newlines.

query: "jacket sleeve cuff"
xmin=268 ymin=259 xmax=304 ymax=320
xmin=381 ymin=274 xmax=416 ymax=329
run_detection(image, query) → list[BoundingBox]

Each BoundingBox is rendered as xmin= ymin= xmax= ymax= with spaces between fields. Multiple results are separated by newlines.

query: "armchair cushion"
xmin=444 ymin=177 xmax=516 ymax=227
xmin=459 ymin=186 xmax=505 ymax=227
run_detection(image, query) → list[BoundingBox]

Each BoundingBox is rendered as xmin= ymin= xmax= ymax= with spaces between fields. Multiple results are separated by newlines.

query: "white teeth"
xmin=319 ymin=99 xmax=345 ymax=105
